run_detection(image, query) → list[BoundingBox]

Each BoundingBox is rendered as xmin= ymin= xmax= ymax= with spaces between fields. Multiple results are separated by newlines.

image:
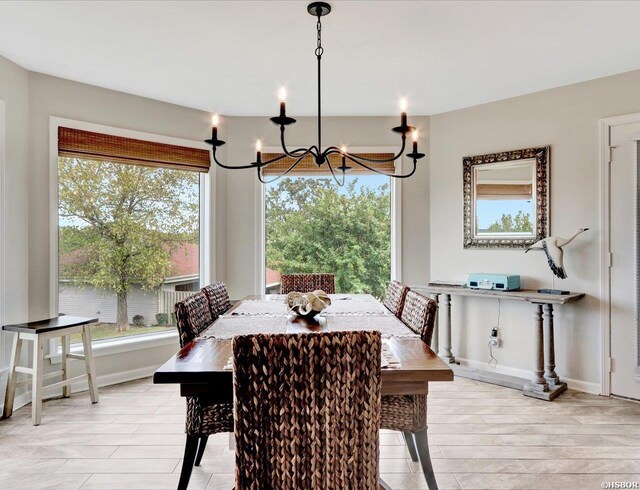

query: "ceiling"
xmin=1 ymin=1 xmax=639 ymax=116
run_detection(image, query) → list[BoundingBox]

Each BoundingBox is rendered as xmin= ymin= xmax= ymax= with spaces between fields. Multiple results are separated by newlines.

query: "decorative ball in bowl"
xmin=286 ymin=290 xmax=332 ymax=318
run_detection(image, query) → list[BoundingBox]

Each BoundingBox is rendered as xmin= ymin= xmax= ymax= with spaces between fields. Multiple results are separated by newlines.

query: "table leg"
xmin=32 ymin=336 xmax=44 ymax=425
xmin=438 ymin=294 xmax=456 ymax=364
xmin=415 ymin=428 xmax=439 ymax=490
xmin=523 ymin=304 xmax=549 ymax=398
xmin=430 ymin=294 xmax=439 ymax=353
xmin=61 ymin=334 xmax=71 ymax=398
xmin=542 ymin=304 xmax=568 ymax=399
xmin=403 ymin=431 xmax=419 ymax=462
xmin=379 ymin=478 xmax=393 ymax=490
xmin=2 ymin=332 xmax=22 ymax=419
xmin=543 ymin=304 xmax=559 ymax=385
xmin=82 ymin=325 xmax=99 ymax=403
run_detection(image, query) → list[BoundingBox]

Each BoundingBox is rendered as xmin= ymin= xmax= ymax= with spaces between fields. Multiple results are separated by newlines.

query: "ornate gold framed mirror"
xmin=463 ymin=147 xmax=549 ymax=249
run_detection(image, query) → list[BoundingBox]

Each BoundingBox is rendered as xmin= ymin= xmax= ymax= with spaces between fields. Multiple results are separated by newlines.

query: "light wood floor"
xmin=0 ymin=377 xmax=639 ymax=489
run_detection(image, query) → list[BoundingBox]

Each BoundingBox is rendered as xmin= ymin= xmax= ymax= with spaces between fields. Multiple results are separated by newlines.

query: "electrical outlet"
xmin=489 ymin=328 xmax=500 ymax=347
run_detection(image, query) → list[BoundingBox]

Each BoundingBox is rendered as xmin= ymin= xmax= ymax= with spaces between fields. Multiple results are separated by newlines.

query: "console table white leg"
xmin=430 ymin=294 xmax=439 ymax=352
xmin=543 ymin=304 xmax=559 ymax=384
xmin=438 ymin=293 xmax=456 ymax=364
xmin=523 ymin=304 xmax=549 ymax=400
xmin=543 ymin=304 xmax=567 ymax=398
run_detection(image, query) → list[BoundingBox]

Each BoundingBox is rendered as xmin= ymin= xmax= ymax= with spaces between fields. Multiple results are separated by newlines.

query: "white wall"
xmin=222 ymin=115 xmax=430 ymax=299
xmin=429 ymin=69 xmax=640 ymax=392
xmin=0 ymin=55 xmax=30 ymax=409
xmin=0 ymin=56 xmax=29 ymax=323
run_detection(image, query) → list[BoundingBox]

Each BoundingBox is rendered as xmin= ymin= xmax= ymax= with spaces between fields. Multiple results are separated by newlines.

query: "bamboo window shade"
xmin=58 ymin=127 xmax=211 ymax=173
xmin=261 ymin=152 xmax=395 ymax=176
xmin=476 ymin=184 xmax=532 ymax=200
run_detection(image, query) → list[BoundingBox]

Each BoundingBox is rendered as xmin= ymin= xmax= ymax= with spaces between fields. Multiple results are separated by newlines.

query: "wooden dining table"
xmin=154 ymin=293 xmax=454 ymax=488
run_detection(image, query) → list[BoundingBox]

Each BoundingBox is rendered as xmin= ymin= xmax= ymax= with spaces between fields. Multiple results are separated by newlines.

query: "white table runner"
xmin=226 ymin=294 xmax=387 ymax=317
xmin=199 ymin=313 xmax=417 ymax=340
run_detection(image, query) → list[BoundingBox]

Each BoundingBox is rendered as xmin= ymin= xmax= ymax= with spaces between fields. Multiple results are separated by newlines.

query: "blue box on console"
xmin=466 ymin=273 xmax=520 ymax=291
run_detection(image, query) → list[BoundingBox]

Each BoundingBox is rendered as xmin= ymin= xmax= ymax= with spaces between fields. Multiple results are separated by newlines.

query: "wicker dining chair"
xmin=280 ymin=273 xmax=336 ymax=294
xmin=400 ymin=291 xmax=438 ymax=345
xmin=382 ymin=280 xmax=410 ymax=318
xmin=174 ymin=292 xmax=234 ymax=490
xmin=202 ymin=281 xmax=232 ymax=318
xmin=233 ymin=331 xmax=382 ymax=490
xmin=382 ymin=291 xmax=439 ymax=489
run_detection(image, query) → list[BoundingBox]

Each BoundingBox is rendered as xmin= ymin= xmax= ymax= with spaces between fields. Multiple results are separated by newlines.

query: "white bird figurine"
xmin=524 ymin=228 xmax=589 ymax=279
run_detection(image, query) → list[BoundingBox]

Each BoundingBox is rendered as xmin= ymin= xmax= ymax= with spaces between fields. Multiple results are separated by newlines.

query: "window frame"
xmin=255 ymin=145 xmax=402 ymax=295
xmin=48 ymin=117 xmax=214 ymax=358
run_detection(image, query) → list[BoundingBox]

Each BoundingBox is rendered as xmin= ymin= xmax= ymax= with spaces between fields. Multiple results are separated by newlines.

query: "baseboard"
xmin=456 ymin=357 xmax=600 ymax=395
xmin=0 ymin=364 xmax=161 ymax=414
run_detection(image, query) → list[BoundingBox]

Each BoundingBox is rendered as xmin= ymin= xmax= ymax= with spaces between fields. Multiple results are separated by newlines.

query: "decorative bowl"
xmin=286 ymin=290 xmax=332 ymax=318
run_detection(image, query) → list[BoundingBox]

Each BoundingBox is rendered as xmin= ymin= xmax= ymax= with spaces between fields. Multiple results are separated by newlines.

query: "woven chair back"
xmin=175 ymin=292 xmax=213 ymax=348
xmin=233 ymin=331 xmax=382 ymax=490
xmin=202 ymin=282 xmax=232 ymax=318
xmin=400 ymin=291 xmax=438 ymax=346
xmin=280 ymin=273 xmax=336 ymax=294
xmin=383 ymin=280 xmax=410 ymax=318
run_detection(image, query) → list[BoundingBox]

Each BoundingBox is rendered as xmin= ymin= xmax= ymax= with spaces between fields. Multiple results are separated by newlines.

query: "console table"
xmin=413 ymin=286 xmax=585 ymax=401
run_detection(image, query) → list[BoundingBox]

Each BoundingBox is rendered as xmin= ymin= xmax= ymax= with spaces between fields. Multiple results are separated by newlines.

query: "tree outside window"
xmin=58 ymin=158 xmax=200 ymax=341
xmin=265 ymin=175 xmax=391 ymax=298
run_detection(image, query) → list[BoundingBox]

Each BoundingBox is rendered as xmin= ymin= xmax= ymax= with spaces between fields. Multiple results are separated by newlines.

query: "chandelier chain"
xmin=315 ymin=17 xmax=323 ymax=58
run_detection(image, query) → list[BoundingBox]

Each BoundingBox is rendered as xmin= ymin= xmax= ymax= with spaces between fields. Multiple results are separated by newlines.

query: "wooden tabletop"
xmin=413 ymin=285 xmax=585 ymax=305
xmin=154 ymin=295 xmax=453 ymax=395
xmin=2 ymin=315 xmax=98 ymax=334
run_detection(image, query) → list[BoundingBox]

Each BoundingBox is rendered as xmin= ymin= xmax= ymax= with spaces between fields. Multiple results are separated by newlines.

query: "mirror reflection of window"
xmin=474 ymin=160 xmax=535 ymax=237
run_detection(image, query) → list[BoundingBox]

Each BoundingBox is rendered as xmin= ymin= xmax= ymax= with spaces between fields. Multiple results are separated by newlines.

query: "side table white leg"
xmin=2 ymin=332 xmax=22 ymax=419
xmin=82 ymin=325 xmax=99 ymax=403
xmin=32 ymin=335 xmax=44 ymax=425
xmin=61 ymin=334 xmax=71 ymax=398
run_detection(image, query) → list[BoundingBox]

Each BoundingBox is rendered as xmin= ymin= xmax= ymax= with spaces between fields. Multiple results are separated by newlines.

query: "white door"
xmin=610 ymin=121 xmax=640 ymax=400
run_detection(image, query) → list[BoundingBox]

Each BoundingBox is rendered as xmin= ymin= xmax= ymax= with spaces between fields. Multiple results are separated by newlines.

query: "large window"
xmin=57 ymin=126 xmax=208 ymax=343
xmin=265 ymin=163 xmax=392 ymax=298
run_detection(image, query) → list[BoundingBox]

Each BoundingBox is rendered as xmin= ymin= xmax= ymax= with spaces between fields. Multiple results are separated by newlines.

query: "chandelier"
xmin=205 ymin=1 xmax=424 ymax=185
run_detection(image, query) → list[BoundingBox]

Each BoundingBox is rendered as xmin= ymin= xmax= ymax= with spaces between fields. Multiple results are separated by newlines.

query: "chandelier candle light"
xmin=205 ymin=2 xmax=425 ymax=185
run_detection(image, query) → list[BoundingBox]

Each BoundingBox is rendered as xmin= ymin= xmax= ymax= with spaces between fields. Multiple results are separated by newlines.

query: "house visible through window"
xmin=57 ymin=127 xmax=208 ymax=343
xmin=264 ymin=152 xmax=393 ymax=298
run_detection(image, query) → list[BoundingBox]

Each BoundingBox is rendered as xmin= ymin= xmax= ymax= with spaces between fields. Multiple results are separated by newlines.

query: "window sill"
xmin=47 ymin=330 xmax=178 ymax=364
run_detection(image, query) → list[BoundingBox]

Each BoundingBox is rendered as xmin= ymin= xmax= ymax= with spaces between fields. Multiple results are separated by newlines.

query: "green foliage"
xmin=266 ymin=177 xmax=391 ymax=298
xmin=58 ymin=158 xmax=199 ymax=330
xmin=155 ymin=313 xmax=169 ymax=325
xmin=484 ymin=210 xmax=533 ymax=233
xmin=132 ymin=315 xmax=145 ymax=326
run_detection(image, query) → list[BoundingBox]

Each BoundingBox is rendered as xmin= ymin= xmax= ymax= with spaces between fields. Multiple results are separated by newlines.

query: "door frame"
xmin=599 ymin=112 xmax=640 ymax=396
